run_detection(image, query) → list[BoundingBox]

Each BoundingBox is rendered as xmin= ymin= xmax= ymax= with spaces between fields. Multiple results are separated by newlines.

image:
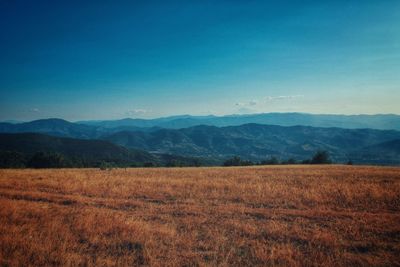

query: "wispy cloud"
xmin=265 ymin=95 xmax=304 ymax=101
xmin=234 ymin=95 xmax=305 ymax=114
xmin=31 ymin=108 xmax=40 ymax=113
xmin=124 ymin=109 xmax=150 ymax=117
xmin=236 ymin=95 xmax=304 ymax=107
xmin=235 ymin=100 xmax=258 ymax=107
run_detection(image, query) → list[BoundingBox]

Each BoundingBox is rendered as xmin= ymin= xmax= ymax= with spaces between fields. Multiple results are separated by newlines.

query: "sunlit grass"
xmin=0 ymin=165 xmax=399 ymax=266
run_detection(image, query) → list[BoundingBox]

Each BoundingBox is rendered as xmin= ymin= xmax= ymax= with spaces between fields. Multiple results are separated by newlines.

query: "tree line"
xmin=223 ymin=151 xmax=334 ymax=166
xmin=0 ymin=151 xmax=203 ymax=169
xmin=0 ymin=150 xmax=347 ymax=169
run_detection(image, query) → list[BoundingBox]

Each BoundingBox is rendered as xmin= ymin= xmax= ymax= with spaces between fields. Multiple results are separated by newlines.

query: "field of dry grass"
xmin=0 ymin=165 xmax=399 ymax=266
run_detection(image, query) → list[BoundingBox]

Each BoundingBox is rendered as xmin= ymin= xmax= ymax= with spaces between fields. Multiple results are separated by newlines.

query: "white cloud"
xmin=248 ymin=100 xmax=257 ymax=106
xmin=233 ymin=95 xmax=304 ymax=114
xmin=265 ymin=95 xmax=304 ymax=101
xmin=31 ymin=108 xmax=40 ymax=113
xmin=124 ymin=109 xmax=150 ymax=117
xmin=235 ymin=100 xmax=258 ymax=107
xmin=235 ymin=95 xmax=303 ymax=107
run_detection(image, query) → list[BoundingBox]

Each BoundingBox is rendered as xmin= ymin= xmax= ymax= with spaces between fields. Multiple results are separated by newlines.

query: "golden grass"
xmin=0 ymin=165 xmax=399 ymax=266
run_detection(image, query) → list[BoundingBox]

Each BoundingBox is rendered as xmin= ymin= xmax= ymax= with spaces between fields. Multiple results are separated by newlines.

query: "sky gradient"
xmin=1 ymin=0 xmax=399 ymax=121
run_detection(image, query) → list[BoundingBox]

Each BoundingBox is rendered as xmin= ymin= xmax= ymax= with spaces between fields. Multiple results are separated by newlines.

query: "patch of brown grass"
xmin=0 ymin=165 xmax=399 ymax=266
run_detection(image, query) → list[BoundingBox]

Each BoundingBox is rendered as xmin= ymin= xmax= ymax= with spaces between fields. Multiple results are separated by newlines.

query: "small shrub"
xmin=99 ymin=161 xmax=115 ymax=170
xmin=223 ymin=156 xmax=253 ymax=166
xmin=143 ymin=162 xmax=155 ymax=167
xmin=311 ymin=151 xmax=331 ymax=164
xmin=260 ymin=156 xmax=280 ymax=165
xmin=284 ymin=158 xmax=297 ymax=164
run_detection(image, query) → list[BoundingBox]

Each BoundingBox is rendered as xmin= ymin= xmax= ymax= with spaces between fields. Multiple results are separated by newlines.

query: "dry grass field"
xmin=0 ymin=165 xmax=399 ymax=266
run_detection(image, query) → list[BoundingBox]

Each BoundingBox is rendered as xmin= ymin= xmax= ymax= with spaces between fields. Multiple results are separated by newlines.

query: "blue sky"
xmin=0 ymin=0 xmax=399 ymax=121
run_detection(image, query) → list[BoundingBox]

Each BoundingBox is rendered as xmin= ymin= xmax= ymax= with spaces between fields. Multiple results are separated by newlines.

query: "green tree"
xmin=282 ymin=158 xmax=296 ymax=165
xmin=310 ymin=151 xmax=331 ymax=164
xmin=99 ymin=161 xmax=116 ymax=170
xmin=224 ymin=156 xmax=242 ymax=166
xmin=0 ymin=151 xmax=27 ymax=168
xmin=223 ymin=156 xmax=253 ymax=166
xmin=27 ymin=152 xmax=69 ymax=168
xmin=143 ymin=162 xmax=155 ymax=167
xmin=261 ymin=156 xmax=279 ymax=165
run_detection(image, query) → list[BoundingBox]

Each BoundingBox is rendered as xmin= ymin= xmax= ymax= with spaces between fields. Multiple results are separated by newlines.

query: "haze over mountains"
xmin=103 ymin=124 xmax=400 ymax=164
xmin=1 ymin=113 xmax=400 ymax=165
xmin=78 ymin=113 xmax=400 ymax=131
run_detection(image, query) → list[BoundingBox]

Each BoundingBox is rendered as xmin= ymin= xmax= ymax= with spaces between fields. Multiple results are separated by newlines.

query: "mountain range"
xmin=0 ymin=113 xmax=400 ymax=166
xmin=0 ymin=133 xmax=206 ymax=167
xmin=0 ymin=118 xmax=158 ymax=139
xmin=102 ymin=124 xmax=400 ymax=164
xmin=77 ymin=113 xmax=400 ymax=131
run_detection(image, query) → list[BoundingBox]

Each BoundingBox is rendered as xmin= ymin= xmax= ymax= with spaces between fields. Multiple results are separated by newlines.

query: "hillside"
xmin=0 ymin=119 xmax=159 ymax=139
xmin=0 ymin=133 xmax=212 ymax=168
xmin=2 ymin=113 xmax=400 ymax=141
xmin=1 ymin=119 xmax=400 ymax=165
xmin=0 ymin=133 xmax=155 ymax=166
xmin=0 ymin=119 xmax=100 ymax=139
xmin=351 ymin=139 xmax=400 ymax=165
xmin=103 ymin=124 xmax=400 ymax=164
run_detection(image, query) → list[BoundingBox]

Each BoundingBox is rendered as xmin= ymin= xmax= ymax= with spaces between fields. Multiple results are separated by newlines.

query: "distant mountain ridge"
xmin=78 ymin=113 xmax=400 ymax=131
xmin=2 ymin=113 xmax=400 ymax=140
xmin=1 ymin=114 xmax=400 ymax=165
xmin=102 ymin=123 xmax=400 ymax=164
xmin=0 ymin=118 xmax=157 ymax=139
xmin=0 ymin=119 xmax=99 ymax=139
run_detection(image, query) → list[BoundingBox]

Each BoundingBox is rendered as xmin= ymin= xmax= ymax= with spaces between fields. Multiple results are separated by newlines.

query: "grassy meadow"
xmin=0 ymin=165 xmax=399 ymax=266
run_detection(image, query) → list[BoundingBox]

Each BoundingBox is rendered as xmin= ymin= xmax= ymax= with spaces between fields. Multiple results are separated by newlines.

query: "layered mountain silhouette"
xmin=1 ymin=113 xmax=400 ymax=165
xmin=0 ymin=133 xmax=153 ymax=165
xmin=0 ymin=133 xmax=207 ymax=167
xmin=0 ymin=119 xmax=99 ymax=139
xmin=102 ymin=124 xmax=400 ymax=164
xmin=0 ymin=119 xmax=158 ymax=139
xmin=78 ymin=113 xmax=400 ymax=131
xmin=350 ymin=139 xmax=400 ymax=165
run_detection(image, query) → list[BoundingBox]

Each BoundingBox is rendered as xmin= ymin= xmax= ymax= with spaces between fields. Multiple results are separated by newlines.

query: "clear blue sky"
xmin=1 ymin=0 xmax=399 ymax=121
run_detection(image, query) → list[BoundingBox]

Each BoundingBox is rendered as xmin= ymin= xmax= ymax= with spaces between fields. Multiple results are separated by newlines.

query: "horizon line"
xmin=2 ymin=112 xmax=400 ymax=124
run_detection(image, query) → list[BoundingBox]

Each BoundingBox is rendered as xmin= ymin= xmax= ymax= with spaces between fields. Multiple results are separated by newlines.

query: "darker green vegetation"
xmin=310 ymin=150 xmax=332 ymax=164
xmin=223 ymin=156 xmax=254 ymax=166
xmin=223 ymin=151 xmax=332 ymax=166
xmin=1 ymin=120 xmax=400 ymax=167
xmin=27 ymin=152 xmax=69 ymax=168
xmin=0 ymin=151 xmax=27 ymax=168
xmin=0 ymin=133 xmax=209 ymax=168
xmin=103 ymin=124 xmax=400 ymax=165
